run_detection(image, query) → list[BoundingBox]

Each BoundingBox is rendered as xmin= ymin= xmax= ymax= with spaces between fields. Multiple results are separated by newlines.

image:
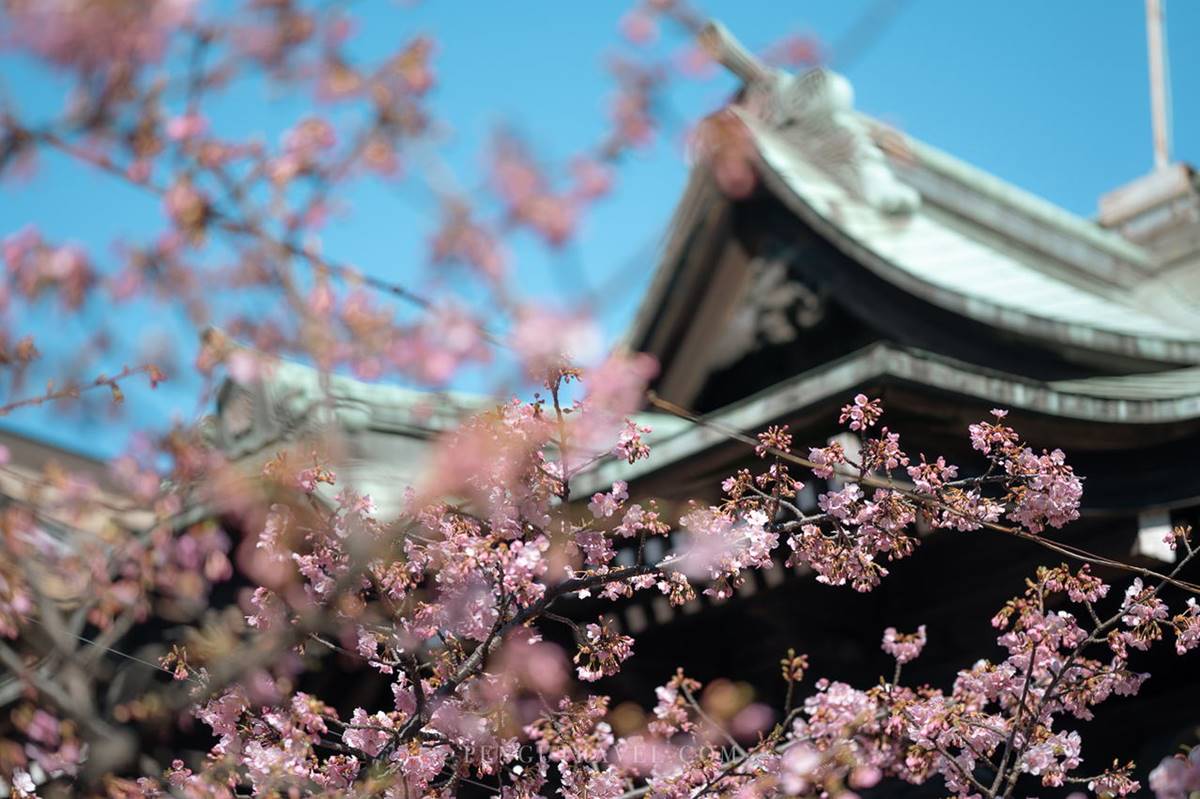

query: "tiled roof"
xmin=742 ymin=111 xmax=1200 ymax=362
xmin=575 ymin=343 xmax=1200 ymax=496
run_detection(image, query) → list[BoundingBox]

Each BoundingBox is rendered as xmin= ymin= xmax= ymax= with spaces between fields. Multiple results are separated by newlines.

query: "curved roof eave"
xmin=575 ymin=343 xmax=1200 ymax=494
xmin=741 ymin=115 xmax=1200 ymax=365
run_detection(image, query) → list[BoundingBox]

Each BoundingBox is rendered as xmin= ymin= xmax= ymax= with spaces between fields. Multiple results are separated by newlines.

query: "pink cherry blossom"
xmin=881 ymin=625 xmax=927 ymax=664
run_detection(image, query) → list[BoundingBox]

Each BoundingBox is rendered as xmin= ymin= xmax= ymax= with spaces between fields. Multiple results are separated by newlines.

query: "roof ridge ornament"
xmin=700 ymin=21 xmax=920 ymax=215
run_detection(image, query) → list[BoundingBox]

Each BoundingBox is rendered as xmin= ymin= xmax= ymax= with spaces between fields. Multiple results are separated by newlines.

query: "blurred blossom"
xmin=620 ymin=10 xmax=660 ymax=45
xmin=692 ymin=110 xmax=759 ymax=199
xmin=730 ymin=702 xmax=774 ymax=740
xmin=5 ymin=0 xmax=195 ymax=72
xmin=510 ymin=308 xmax=603 ymax=376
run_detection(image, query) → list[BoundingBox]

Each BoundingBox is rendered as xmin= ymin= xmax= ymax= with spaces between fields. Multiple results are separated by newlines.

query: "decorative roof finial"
xmin=699 ymin=20 xmax=919 ymax=215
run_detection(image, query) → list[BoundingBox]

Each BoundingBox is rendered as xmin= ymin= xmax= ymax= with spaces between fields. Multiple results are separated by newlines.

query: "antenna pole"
xmin=1146 ymin=0 xmax=1171 ymax=170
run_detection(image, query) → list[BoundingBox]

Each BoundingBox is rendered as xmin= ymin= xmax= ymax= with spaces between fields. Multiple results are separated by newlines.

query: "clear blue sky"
xmin=2 ymin=1 xmax=1197 ymax=458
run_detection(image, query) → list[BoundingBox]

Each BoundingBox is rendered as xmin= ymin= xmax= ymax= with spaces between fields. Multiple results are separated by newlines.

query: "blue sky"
xmin=2 ymin=0 xmax=1197 ymax=459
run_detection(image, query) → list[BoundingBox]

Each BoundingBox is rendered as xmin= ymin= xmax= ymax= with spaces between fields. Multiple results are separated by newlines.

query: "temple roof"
xmin=213 ymin=354 xmax=483 ymax=460
xmin=744 ymin=114 xmax=1200 ymax=360
xmin=210 ymin=351 xmax=487 ymax=519
xmin=631 ymin=115 xmax=1200 ymax=365
xmin=577 ymin=342 xmax=1200 ymax=497
xmin=629 ymin=25 xmax=1200 ymax=379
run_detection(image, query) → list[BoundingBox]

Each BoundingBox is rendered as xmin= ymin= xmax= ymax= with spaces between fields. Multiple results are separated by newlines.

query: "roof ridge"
xmin=863 ymin=116 xmax=1155 ymax=276
xmin=743 ymin=116 xmax=1200 ymax=360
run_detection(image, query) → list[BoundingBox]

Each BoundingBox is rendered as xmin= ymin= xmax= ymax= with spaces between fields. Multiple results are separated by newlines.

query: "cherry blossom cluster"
xmin=686 ymin=395 xmax=1086 ymax=595
xmin=1 ymin=1 xmax=1198 ymax=797
xmin=3 ymin=375 xmax=1198 ymax=798
xmin=577 ymin=552 xmax=1196 ymax=799
xmin=969 ymin=410 xmax=1083 ymax=532
xmin=74 ymin=383 xmax=1119 ymax=797
xmin=1151 ymin=746 xmax=1200 ymax=799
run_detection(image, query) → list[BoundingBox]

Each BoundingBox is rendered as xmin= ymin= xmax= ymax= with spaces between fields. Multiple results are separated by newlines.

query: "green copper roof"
xmin=742 ymin=112 xmax=1200 ymax=362
xmin=873 ymin=117 xmax=1154 ymax=277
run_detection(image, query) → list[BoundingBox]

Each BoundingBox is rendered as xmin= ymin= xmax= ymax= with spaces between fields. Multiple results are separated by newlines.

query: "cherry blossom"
xmin=1150 ymin=747 xmax=1200 ymax=799
xmin=881 ymin=625 xmax=926 ymax=664
xmin=0 ymin=3 xmax=1194 ymax=797
xmin=839 ymin=392 xmax=883 ymax=431
xmin=5 ymin=0 xmax=194 ymax=72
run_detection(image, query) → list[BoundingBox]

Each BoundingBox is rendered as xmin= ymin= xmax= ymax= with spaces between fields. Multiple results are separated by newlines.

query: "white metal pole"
xmin=1147 ymin=0 xmax=1171 ymax=170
